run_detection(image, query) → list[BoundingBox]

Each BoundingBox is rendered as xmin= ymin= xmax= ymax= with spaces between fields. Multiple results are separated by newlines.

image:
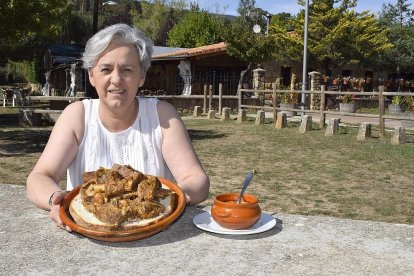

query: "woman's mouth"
xmin=108 ymin=89 xmax=126 ymax=94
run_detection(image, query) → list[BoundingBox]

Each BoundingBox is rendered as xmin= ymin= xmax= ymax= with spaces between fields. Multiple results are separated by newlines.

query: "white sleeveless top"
xmin=66 ymin=97 xmax=173 ymax=190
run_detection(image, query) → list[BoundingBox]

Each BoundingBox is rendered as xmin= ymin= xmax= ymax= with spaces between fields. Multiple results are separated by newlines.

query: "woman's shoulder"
xmin=60 ymin=100 xmax=84 ymax=118
xmin=54 ymin=101 xmax=85 ymax=137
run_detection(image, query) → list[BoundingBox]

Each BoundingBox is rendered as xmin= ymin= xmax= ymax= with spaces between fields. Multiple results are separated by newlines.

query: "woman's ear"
xmin=139 ymin=75 xmax=146 ymax=88
xmin=88 ymin=70 xmax=96 ymax=87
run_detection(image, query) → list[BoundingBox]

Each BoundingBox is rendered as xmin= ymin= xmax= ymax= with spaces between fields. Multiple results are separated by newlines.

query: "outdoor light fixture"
xmin=251 ymin=11 xmax=272 ymax=36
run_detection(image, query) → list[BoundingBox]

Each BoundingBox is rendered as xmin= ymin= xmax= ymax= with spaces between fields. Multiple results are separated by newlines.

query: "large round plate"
xmin=60 ymin=177 xmax=186 ymax=242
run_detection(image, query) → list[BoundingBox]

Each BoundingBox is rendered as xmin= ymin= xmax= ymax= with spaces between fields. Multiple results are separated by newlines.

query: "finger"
xmin=185 ymin=194 xmax=191 ymax=204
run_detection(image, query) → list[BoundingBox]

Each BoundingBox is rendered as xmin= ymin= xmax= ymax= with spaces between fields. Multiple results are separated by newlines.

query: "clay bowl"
xmin=211 ymin=193 xmax=261 ymax=230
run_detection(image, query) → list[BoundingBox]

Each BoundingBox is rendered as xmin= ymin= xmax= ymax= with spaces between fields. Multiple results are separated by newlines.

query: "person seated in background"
xmin=26 ymin=23 xmax=210 ymax=231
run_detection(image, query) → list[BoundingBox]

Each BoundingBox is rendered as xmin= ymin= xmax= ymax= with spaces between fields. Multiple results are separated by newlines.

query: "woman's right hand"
xmin=49 ymin=191 xmax=72 ymax=232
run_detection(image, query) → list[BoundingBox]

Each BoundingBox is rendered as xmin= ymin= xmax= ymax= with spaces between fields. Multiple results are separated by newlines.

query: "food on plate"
xmin=69 ymin=164 xmax=177 ymax=231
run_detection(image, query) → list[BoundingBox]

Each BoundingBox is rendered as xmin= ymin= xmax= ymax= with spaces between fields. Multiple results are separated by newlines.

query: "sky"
xmin=196 ymin=0 xmax=414 ymax=16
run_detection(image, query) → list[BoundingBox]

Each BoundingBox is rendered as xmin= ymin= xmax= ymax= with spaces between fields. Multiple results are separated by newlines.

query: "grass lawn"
xmin=1 ymin=106 xmax=413 ymax=224
xmin=184 ymin=116 xmax=414 ymax=225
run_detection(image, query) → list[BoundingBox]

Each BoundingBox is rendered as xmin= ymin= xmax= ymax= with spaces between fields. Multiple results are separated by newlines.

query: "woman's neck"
xmin=98 ymin=99 xmax=139 ymax=132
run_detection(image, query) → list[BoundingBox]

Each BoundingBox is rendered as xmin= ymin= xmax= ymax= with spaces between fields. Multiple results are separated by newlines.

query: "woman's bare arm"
xmin=158 ymin=101 xmax=210 ymax=204
xmin=26 ymin=101 xmax=84 ymax=210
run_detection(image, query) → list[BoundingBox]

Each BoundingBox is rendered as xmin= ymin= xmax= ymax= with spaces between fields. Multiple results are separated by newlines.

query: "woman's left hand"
xmin=49 ymin=191 xmax=72 ymax=232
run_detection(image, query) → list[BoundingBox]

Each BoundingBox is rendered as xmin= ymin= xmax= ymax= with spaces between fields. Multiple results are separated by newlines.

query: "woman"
xmin=26 ymin=24 xmax=210 ymax=231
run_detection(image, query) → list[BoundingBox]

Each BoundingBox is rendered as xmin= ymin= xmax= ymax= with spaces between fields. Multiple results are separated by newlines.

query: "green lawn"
xmin=1 ymin=107 xmax=413 ymax=224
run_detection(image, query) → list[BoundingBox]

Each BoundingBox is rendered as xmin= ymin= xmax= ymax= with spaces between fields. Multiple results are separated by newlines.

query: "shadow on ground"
xmin=0 ymin=123 xmax=51 ymax=156
xmin=0 ymin=113 xmax=19 ymax=127
xmin=187 ymin=129 xmax=227 ymax=140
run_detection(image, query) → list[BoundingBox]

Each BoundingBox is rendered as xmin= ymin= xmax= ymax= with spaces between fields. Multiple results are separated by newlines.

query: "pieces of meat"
xmin=137 ymin=176 xmax=161 ymax=200
xmin=79 ymin=164 xmax=170 ymax=225
xmin=128 ymin=198 xmax=165 ymax=219
xmin=95 ymin=199 xmax=127 ymax=225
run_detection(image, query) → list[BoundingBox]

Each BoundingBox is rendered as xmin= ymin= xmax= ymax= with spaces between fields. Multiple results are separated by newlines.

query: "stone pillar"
xmin=237 ymin=109 xmax=247 ymax=123
xmin=325 ymin=118 xmax=340 ymax=136
xmin=207 ymin=109 xmax=216 ymax=119
xmin=255 ymin=110 xmax=265 ymax=125
xmin=253 ymin=67 xmax=265 ymax=97
xmin=299 ymin=115 xmax=312 ymax=133
xmin=275 ymin=112 xmax=287 ymax=129
xmin=308 ymin=71 xmax=321 ymax=110
xmin=193 ymin=106 xmax=202 ymax=117
xmin=357 ymin=122 xmax=372 ymax=141
xmin=391 ymin=126 xmax=406 ymax=144
xmin=221 ymin=107 xmax=231 ymax=121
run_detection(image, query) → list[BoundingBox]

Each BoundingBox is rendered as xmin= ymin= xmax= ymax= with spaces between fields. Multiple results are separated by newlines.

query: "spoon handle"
xmin=237 ymin=171 xmax=254 ymax=204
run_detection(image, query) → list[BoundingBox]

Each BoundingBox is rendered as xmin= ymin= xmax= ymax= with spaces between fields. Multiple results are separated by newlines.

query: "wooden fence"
xmin=238 ymin=85 xmax=414 ymax=137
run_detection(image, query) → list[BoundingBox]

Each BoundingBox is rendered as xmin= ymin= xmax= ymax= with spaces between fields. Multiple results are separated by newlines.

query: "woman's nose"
xmin=110 ymin=69 xmax=122 ymax=84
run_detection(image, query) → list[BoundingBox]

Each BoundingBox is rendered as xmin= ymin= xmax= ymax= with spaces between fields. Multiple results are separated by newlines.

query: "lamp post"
xmin=301 ymin=0 xmax=309 ymax=117
xmin=265 ymin=13 xmax=272 ymax=36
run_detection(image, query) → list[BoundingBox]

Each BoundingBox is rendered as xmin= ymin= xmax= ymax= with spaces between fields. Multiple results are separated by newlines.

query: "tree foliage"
xmin=272 ymin=0 xmax=393 ymax=73
xmin=237 ymin=0 xmax=256 ymax=20
xmin=131 ymin=0 xmax=186 ymax=46
xmin=0 ymin=0 xmax=71 ymax=65
xmin=167 ymin=6 xmax=225 ymax=48
xmin=223 ymin=19 xmax=276 ymax=65
xmin=378 ymin=0 xmax=414 ymax=74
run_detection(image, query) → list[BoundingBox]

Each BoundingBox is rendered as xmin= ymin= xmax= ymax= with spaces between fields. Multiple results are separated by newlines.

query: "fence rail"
xmin=237 ymin=85 xmax=414 ymax=136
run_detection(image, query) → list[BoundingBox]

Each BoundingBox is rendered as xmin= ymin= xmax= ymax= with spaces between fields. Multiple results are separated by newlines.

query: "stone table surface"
xmin=1 ymin=184 xmax=413 ymax=275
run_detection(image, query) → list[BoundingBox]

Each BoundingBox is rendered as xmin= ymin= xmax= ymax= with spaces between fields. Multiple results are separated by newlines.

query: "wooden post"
xmin=320 ymin=85 xmax=326 ymax=128
xmin=238 ymin=84 xmax=242 ymax=112
xmin=203 ymin=85 xmax=208 ymax=114
xmin=208 ymin=84 xmax=213 ymax=111
xmin=272 ymin=83 xmax=277 ymax=122
xmin=218 ymin=83 xmax=223 ymax=115
xmin=378 ymin=85 xmax=385 ymax=137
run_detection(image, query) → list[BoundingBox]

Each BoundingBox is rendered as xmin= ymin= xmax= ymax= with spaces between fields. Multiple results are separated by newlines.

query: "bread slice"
xmin=69 ymin=187 xmax=177 ymax=232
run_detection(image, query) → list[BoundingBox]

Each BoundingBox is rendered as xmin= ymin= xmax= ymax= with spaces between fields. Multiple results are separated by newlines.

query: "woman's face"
xmin=88 ymin=41 xmax=145 ymax=109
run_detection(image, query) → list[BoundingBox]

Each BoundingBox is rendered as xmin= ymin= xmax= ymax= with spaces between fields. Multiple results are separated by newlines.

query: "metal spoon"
xmin=236 ymin=171 xmax=254 ymax=204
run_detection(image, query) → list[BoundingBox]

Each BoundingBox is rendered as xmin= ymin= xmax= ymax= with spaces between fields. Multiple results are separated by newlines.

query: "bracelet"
xmin=48 ymin=191 xmax=64 ymax=207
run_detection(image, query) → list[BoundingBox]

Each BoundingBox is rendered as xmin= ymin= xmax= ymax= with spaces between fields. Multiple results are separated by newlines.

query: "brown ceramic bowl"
xmin=211 ymin=193 xmax=261 ymax=230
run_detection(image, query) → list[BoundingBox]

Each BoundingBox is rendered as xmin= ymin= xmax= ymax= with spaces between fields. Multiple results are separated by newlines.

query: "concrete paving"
xmin=1 ymin=184 xmax=413 ymax=275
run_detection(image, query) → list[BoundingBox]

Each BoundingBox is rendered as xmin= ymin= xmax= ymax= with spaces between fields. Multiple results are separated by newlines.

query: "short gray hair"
xmin=82 ymin=23 xmax=153 ymax=75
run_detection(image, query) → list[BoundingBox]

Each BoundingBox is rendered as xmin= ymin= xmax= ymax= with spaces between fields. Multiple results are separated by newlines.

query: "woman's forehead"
xmin=97 ymin=41 xmax=140 ymax=64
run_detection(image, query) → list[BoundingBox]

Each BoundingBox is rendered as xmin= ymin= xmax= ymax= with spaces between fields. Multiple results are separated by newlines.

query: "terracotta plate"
xmin=60 ymin=177 xmax=186 ymax=242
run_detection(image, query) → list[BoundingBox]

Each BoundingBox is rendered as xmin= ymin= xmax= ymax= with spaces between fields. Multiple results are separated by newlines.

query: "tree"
xmin=378 ymin=0 xmax=414 ymax=74
xmin=131 ymin=0 xmax=186 ymax=46
xmin=237 ymin=0 xmax=256 ymax=21
xmin=167 ymin=6 xmax=225 ymax=48
xmin=0 ymin=0 xmax=71 ymax=65
xmin=224 ymin=19 xmax=276 ymax=64
xmin=223 ymin=19 xmax=277 ymax=86
xmin=273 ymin=0 xmax=393 ymax=74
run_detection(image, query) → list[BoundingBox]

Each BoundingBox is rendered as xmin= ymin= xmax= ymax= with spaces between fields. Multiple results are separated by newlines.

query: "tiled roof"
xmin=153 ymin=42 xmax=227 ymax=59
xmin=152 ymin=46 xmax=187 ymax=56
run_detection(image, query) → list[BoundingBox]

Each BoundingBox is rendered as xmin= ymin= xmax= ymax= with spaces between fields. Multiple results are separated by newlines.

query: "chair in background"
xmin=2 ymin=89 xmax=15 ymax=107
xmin=13 ymin=89 xmax=25 ymax=106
